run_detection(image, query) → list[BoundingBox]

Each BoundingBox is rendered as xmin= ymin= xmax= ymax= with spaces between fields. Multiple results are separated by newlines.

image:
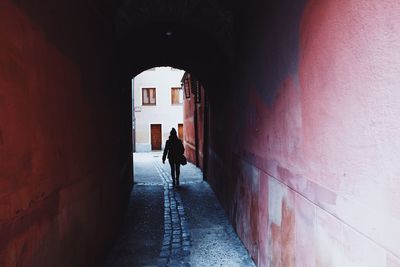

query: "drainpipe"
xmin=202 ymin=93 xmax=208 ymax=180
xmin=132 ymin=78 xmax=136 ymax=152
xmin=194 ymin=91 xmax=199 ymax=167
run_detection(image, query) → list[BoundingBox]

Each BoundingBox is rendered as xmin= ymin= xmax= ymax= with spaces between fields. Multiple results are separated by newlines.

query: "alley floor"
xmin=103 ymin=152 xmax=255 ymax=267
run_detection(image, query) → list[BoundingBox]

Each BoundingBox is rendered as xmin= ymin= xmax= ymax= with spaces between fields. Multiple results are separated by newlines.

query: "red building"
xmin=181 ymin=73 xmax=206 ymax=172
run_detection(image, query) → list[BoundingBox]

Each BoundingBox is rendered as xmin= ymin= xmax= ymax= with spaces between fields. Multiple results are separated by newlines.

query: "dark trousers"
xmin=169 ymin=160 xmax=180 ymax=182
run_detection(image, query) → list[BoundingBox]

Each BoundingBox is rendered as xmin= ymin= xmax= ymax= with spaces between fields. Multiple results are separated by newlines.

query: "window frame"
xmin=171 ymin=87 xmax=183 ymax=105
xmin=142 ymin=87 xmax=157 ymax=106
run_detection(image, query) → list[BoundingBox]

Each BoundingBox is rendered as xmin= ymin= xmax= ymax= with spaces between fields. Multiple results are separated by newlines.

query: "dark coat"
xmin=162 ymin=138 xmax=184 ymax=163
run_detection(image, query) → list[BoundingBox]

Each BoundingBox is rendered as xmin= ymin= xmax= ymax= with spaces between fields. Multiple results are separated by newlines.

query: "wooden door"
xmin=151 ymin=124 xmax=162 ymax=150
xmin=178 ymin=124 xmax=183 ymax=140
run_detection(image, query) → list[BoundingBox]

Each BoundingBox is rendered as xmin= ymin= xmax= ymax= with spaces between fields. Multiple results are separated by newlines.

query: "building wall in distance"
xmin=133 ymin=67 xmax=184 ymax=151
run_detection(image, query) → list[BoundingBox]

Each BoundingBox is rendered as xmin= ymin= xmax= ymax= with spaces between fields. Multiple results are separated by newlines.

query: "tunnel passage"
xmin=1 ymin=0 xmax=400 ymax=266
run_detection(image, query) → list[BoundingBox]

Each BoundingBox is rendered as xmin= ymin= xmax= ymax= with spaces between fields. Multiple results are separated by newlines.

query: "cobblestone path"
xmin=154 ymin=160 xmax=191 ymax=266
xmin=103 ymin=152 xmax=255 ymax=267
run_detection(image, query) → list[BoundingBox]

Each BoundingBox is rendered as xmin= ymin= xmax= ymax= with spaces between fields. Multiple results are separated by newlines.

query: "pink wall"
xmin=0 ymin=1 xmax=132 ymax=266
xmin=207 ymin=0 xmax=400 ymax=266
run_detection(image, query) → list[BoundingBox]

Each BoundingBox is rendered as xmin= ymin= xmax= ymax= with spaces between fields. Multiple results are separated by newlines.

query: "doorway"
xmin=178 ymin=123 xmax=183 ymax=140
xmin=151 ymin=124 xmax=162 ymax=150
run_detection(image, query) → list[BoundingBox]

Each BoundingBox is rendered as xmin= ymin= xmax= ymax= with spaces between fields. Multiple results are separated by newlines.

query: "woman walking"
xmin=162 ymin=128 xmax=185 ymax=187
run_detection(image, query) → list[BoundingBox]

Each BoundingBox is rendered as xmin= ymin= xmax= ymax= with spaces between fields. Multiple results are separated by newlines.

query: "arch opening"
xmin=131 ymin=66 xmax=208 ymax=178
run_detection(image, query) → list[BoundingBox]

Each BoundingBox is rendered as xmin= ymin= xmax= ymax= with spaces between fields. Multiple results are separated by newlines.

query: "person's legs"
xmin=169 ymin=160 xmax=176 ymax=185
xmin=175 ymin=163 xmax=180 ymax=186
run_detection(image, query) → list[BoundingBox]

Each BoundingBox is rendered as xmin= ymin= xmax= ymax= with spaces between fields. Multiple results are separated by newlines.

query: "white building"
xmin=132 ymin=67 xmax=184 ymax=152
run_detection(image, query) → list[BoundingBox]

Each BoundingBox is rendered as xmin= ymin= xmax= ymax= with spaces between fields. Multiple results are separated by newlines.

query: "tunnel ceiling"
xmin=11 ymin=0 xmax=244 ymax=89
xmin=12 ymin=0 xmax=278 ymax=90
xmin=85 ymin=0 xmax=269 ymax=87
xmin=91 ymin=0 xmax=240 ymax=85
xmin=114 ymin=0 xmax=234 ymax=55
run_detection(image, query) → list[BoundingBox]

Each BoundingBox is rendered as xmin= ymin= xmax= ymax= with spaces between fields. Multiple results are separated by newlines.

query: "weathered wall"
xmin=0 ymin=1 xmax=132 ymax=266
xmin=207 ymin=0 xmax=400 ymax=266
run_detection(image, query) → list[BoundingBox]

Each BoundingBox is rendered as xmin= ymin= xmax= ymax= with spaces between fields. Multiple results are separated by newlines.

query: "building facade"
xmin=182 ymin=72 xmax=206 ymax=171
xmin=133 ymin=67 xmax=185 ymax=152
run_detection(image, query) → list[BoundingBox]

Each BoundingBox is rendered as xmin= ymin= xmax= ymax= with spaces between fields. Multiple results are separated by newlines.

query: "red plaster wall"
xmin=197 ymin=91 xmax=205 ymax=170
xmin=183 ymin=77 xmax=205 ymax=170
xmin=207 ymin=0 xmax=400 ymax=266
xmin=183 ymin=91 xmax=196 ymax=164
xmin=0 ymin=1 xmax=132 ymax=266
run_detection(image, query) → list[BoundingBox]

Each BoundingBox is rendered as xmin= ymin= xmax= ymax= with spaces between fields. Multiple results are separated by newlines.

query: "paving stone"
xmin=158 ymin=258 xmax=169 ymax=265
xmin=172 ymin=243 xmax=181 ymax=249
xmin=164 ymin=234 xmax=172 ymax=240
xmin=181 ymin=250 xmax=190 ymax=257
xmin=160 ymin=250 xmax=170 ymax=258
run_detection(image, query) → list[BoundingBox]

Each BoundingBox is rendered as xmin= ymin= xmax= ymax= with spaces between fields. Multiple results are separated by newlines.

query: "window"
xmin=171 ymin=87 xmax=183 ymax=105
xmin=142 ymin=88 xmax=156 ymax=105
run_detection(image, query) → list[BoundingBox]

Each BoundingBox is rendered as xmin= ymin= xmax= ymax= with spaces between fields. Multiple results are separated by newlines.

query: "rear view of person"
xmin=162 ymin=128 xmax=184 ymax=187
